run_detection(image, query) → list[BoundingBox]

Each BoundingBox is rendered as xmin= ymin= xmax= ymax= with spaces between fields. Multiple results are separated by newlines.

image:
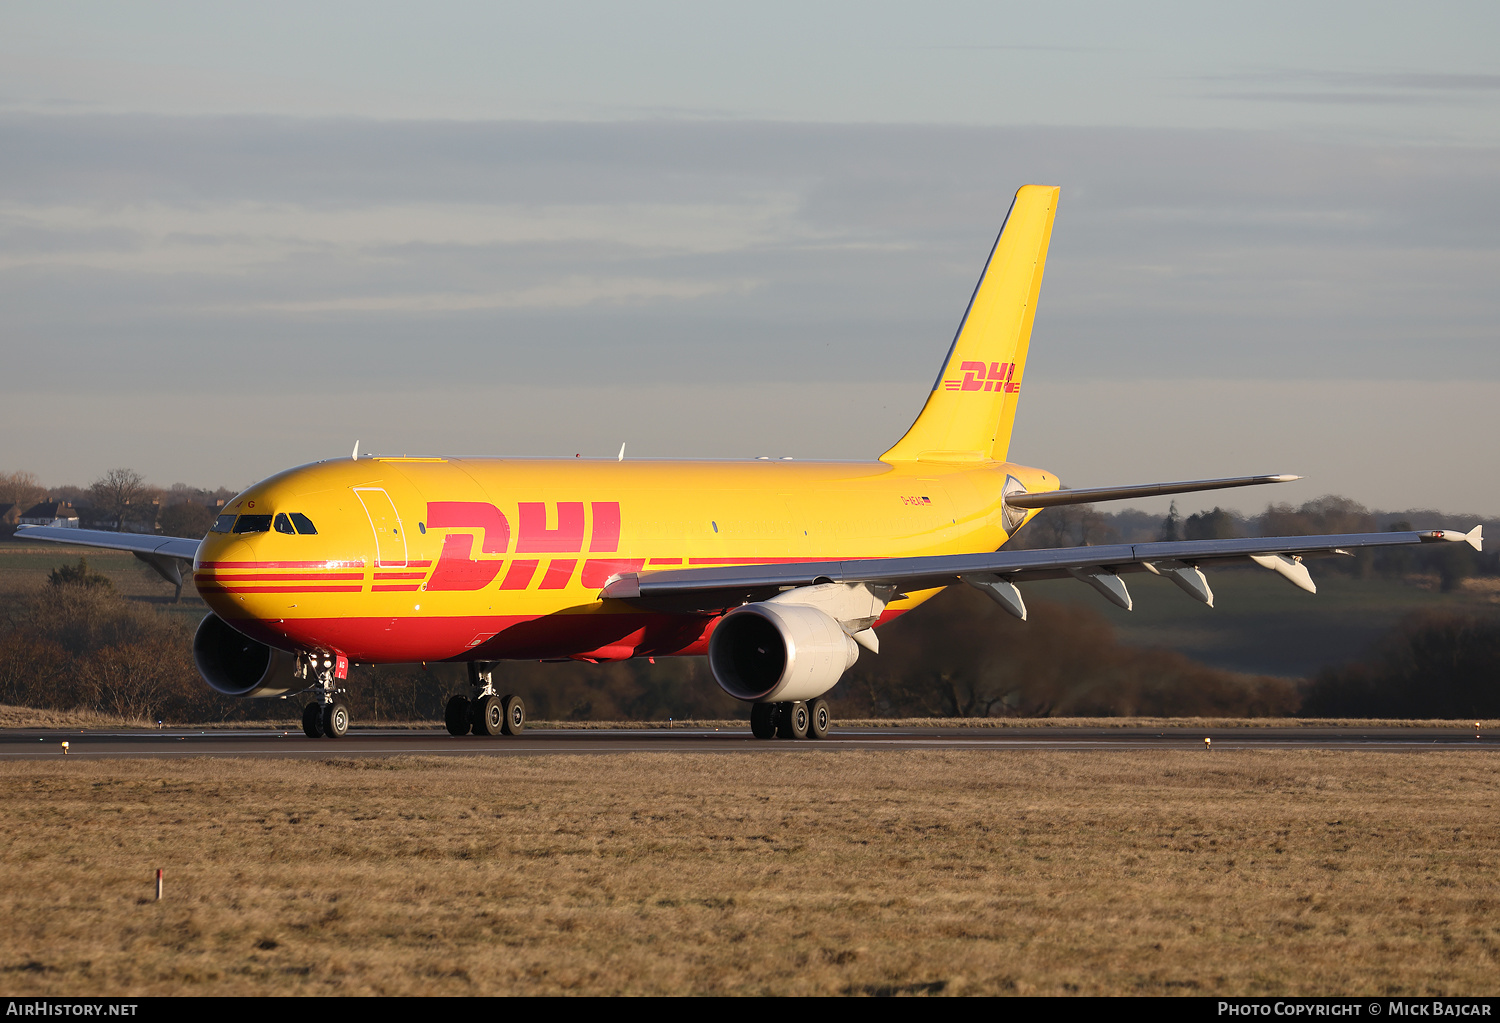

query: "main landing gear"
xmin=299 ymin=652 xmax=351 ymax=739
xmin=750 ymin=698 xmax=830 ymax=741
xmin=445 ymin=662 xmax=525 ymax=737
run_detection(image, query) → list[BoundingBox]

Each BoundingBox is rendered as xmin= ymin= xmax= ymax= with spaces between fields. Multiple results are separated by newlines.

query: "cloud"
xmin=1204 ymin=70 xmax=1500 ymax=107
xmin=0 ymin=115 xmax=1497 ymax=515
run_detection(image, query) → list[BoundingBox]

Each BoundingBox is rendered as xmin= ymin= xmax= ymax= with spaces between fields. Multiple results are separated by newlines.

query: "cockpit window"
xmin=211 ymin=514 xmax=236 ymax=533
xmin=290 ymin=512 xmax=318 ymax=535
xmin=274 ymin=513 xmax=296 ymax=535
xmin=233 ymin=514 xmax=273 ymax=534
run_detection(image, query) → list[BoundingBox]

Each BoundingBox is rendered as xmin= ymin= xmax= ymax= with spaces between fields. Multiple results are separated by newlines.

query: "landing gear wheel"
xmin=777 ymin=701 xmax=809 ymax=740
xmin=472 ymin=694 xmax=503 ymax=737
xmin=750 ymin=702 xmax=778 ymax=740
xmin=500 ymin=694 xmax=525 ymax=735
xmin=321 ymin=700 xmax=350 ymax=738
xmin=301 ymin=702 xmax=324 ymax=738
xmin=444 ymin=695 xmax=472 ymax=737
xmin=807 ymin=698 xmax=830 ymax=740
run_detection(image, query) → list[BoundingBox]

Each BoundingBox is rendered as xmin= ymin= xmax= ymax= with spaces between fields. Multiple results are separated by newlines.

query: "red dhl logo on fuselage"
xmin=419 ymin=500 xmax=624 ymax=592
xmin=944 ymin=360 xmax=1019 ymax=393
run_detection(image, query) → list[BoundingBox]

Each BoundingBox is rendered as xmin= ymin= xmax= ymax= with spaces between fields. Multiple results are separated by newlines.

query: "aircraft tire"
xmin=301 ymin=702 xmax=323 ymax=738
xmin=750 ymin=702 xmax=778 ymax=740
xmin=322 ymin=700 xmax=350 ymax=739
xmin=473 ymin=694 xmax=504 ymax=736
xmin=500 ymin=694 xmax=525 ymax=735
xmin=444 ymin=695 xmax=471 ymax=737
xmin=807 ymin=698 xmax=830 ymax=740
xmin=777 ymin=701 xmax=809 ymax=740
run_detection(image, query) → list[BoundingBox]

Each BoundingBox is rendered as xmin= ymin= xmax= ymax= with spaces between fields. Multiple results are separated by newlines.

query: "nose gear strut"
xmin=297 ymin=651 xmax=351 ymax=738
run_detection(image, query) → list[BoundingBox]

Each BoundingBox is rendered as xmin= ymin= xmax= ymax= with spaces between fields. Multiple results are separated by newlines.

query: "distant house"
xmin=121 ymin=498 xmax=162 ymax=535
xmin=18 ymin=501 xmax=80 ymax=528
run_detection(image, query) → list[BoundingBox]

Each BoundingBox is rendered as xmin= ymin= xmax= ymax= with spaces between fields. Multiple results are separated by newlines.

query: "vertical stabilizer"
xmin=881 ymin=185 xmax=1058 ymax=463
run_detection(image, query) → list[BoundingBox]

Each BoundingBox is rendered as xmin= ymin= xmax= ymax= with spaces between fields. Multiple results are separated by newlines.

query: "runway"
xmin=0 ymin=724 xmax=1494 ymax=759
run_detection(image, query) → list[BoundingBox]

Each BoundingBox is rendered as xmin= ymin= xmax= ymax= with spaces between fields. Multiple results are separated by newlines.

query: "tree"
xmin=88 ymin=468 xmax=150 ymax=531
xmin=1158 ymin=501 xmax=1180 ymax=542
xmin=1184 ymin=506 xmax=1240 ymax=540
xmin=1302 ymin=612 xmax=1500 ymax=717
xmin=1037 ymin=505 xmax=1078 ymax=547
xmin=159 ymin=501 xmax=216 ymax=539
xmin=0 ymin=470 xmax=48 ymax=509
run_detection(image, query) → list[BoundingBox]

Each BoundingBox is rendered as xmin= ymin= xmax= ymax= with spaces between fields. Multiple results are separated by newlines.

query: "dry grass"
xmin=0 ymin=751 xmax=1496 ymax=996
xmin=0 ymin=705 xmax=151 ymax=729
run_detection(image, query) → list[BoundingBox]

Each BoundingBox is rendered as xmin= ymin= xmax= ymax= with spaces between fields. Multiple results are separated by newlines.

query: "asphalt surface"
xmin=0 ymin=725 xmax=1494 ymax=759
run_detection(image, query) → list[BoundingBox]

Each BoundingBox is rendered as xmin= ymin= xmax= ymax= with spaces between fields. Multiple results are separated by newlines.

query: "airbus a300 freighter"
xmin=17 ymin=186 xmax=1482 ymax=740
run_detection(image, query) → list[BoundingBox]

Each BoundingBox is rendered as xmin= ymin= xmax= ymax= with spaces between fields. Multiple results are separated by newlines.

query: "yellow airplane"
xmin=17 ymin=185 xmax=1482 ymax=741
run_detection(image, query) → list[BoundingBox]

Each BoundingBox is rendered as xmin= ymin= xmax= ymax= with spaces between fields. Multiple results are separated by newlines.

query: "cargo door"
xmin=353 ymin=487 xmax=408 ymax=567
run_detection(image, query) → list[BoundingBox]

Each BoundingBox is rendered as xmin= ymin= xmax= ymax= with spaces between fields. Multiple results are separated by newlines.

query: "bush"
xmin=47 ymin=558 xmax=114 ymax=591
xmin=1301 ymin=611 xmax=1500 ymax=718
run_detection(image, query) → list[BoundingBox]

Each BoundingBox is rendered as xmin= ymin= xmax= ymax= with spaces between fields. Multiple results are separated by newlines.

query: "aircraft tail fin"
xmin=880 ymin=184 xmax=1059 ymax=464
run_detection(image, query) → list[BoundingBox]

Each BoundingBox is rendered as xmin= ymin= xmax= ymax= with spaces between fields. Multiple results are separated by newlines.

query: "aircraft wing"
xmin=11 ymin=525 xmax=202 ymax=596
xmin=600 ymin=526 xmax=1483 ymax=615
xmin=12 ymin=525 xmax=201 ymax=561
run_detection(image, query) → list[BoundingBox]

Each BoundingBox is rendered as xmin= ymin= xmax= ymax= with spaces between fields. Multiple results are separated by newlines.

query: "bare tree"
xmin=88 ymin=468 xmax=149 ymax=532
xmin=1037 ymin=505 xmax=1077 ymax=548
xmin=0 ymin=470 xmax=47 ymax=509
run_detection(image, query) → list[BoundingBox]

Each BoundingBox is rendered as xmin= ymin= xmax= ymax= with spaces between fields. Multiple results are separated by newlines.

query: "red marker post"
xmin=155 ymin=869 xmax=163 ymax=901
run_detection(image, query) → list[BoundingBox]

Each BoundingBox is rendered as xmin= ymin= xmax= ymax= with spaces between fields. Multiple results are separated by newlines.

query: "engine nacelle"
xmin=708 ymin=602 xmax=858 ymax=704
xmin=193 ymin=613 xmax=299 ymax=698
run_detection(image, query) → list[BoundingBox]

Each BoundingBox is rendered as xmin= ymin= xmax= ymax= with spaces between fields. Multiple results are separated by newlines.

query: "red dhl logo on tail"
xmin=422 ymin=501 xmax=636 ymax=593
xmin=944 ymin=360 xmax=1018 ymax=393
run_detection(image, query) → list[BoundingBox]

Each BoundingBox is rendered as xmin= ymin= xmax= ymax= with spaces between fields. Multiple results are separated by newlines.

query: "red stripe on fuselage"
xmin=195 ymin=572 xmax=365 ymax=581
xmin=198 ymin=560 xmax=366 ymax=569
xmin=198 ymin=585 xmax=363 ymax=594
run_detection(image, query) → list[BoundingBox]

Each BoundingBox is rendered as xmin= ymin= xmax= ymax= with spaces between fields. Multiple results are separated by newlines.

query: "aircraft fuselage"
xmin=194 ymin=455 xmax=1057 ymax=663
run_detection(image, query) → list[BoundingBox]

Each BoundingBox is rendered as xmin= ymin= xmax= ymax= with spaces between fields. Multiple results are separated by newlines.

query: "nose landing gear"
xmin=298 ymin=652 xmax=351 ymax=738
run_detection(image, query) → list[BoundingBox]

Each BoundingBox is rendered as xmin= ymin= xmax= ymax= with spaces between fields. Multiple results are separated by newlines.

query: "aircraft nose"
xmin=195 ymin=536 xmax=254 ymax=570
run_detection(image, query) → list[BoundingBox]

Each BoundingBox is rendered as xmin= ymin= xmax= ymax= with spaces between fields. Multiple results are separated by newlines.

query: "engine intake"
xmin=193 ymin=613 xmax=299 ymax=698
xmin=708 ymin=602 xmax=858 ymax=703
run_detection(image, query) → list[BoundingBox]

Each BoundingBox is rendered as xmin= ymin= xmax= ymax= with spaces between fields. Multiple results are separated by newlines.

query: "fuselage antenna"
xmin=352 ymin=439 xmax=359 ymax=461
xmin=618 ymin=443 xmax=625 ymax=462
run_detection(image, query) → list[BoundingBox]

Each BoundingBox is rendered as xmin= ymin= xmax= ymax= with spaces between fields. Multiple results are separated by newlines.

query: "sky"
xmin=2 ymin=1 xmax=1498 ymax=515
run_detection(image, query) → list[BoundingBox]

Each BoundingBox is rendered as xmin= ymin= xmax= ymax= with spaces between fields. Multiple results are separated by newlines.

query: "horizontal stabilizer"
xmin=1006 ymin=474 xmax=1300 ymax=510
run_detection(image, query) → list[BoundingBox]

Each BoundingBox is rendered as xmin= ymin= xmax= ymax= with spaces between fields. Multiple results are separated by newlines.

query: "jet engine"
xmin=708 ymin=602 xmax=858 ymax=703
xmin=192 ymin=613 xmax=300 ymax=698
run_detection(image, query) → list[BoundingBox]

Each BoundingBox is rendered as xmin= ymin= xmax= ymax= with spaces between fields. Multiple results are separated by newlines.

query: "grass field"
xmin=0 ymin=750 xmax=1495 ymax=996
